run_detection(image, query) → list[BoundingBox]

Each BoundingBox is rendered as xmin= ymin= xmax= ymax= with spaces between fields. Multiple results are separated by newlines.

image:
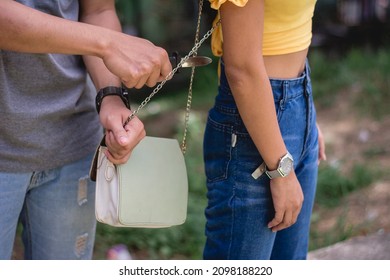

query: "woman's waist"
xmin=263 ymin=49 xmax=308 ymax=79
xmin=218 ymin=56 xmax=311 ymax=104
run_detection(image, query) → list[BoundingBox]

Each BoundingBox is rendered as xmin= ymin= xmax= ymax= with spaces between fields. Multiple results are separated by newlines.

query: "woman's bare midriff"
xmin=263 ymin=48 xmax=308 ymax=79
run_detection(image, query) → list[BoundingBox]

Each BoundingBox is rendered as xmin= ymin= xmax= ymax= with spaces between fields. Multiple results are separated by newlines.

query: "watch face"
xmin=280 ymin=157 xmax=293 ymax=176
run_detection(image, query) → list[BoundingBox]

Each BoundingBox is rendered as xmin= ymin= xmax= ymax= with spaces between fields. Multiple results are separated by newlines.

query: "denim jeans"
xmin=0 ymin=153 xmax=96 ymax=260
xmin=203 ymin=60 xmax=318 ymax=259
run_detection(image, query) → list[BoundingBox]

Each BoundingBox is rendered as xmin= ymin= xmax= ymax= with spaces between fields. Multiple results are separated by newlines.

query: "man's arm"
xmin=0 ymin=0 xmax=172 ymax=163
xmin=0 ymin=0 xmax=171 ymax=89
xmin=0 ymin=0 xmax=101 ymax=55
xmin=79 ymin=0 xmax=123 ymax=89
xmin=79 ymin=0 xmax=143 ymax=164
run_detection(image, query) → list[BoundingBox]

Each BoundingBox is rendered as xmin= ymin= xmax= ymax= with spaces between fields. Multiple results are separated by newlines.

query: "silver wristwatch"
xmin=265 ymin=152 xmax=294 ymax=179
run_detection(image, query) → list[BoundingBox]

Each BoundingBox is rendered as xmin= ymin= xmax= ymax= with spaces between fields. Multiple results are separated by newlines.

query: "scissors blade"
xmin=169 ymin=54 xmax=212 ymax=69
xmin=180 ymin=56 xmax=212 ymax=68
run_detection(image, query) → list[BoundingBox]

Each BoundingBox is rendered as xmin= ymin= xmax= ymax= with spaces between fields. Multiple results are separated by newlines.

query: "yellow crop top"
xmin=209 ymin=0 xmax=317 ymax=56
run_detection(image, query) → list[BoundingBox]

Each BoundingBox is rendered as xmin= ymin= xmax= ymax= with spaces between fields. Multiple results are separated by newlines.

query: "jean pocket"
xmin=203 ymin=116 xmax=233 ymax=183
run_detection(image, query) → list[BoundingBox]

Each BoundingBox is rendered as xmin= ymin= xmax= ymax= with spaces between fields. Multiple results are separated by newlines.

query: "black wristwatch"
xmin=95 ymin=86 xmax=130 ymax=113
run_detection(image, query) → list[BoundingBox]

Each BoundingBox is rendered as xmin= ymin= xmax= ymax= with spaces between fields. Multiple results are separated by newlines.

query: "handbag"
xmin=89 ymin=0 xmax=221 ymax=228
xmin=91 ymin=136 xmax=188 ymax=228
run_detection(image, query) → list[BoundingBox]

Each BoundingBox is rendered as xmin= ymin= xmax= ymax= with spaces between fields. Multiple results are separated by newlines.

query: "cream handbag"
xmin=92 ymin=136 xmax=188 ymax=228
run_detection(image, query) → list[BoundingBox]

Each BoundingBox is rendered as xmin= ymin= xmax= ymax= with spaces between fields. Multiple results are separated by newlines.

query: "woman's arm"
xmin=220 ymin=0 xmax=303 ymax=232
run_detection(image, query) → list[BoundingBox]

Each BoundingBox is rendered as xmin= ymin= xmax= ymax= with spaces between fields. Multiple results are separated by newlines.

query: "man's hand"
xmin=267 ymin=172 xmax=304 ymax=232
xmin=100 ymin=33 xmax=172 ymax=89
xmin=99 ymin=95 xmax=146 ymax=164
xmin=79 ymin=0 xmax=173 ymax=91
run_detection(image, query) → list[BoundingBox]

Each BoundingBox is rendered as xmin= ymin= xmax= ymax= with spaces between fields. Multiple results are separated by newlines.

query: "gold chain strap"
xmin=180 ymin=0 xmax=204 ymax=154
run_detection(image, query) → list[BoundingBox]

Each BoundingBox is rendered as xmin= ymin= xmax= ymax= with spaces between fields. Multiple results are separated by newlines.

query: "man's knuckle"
xmin=151 ymin=55 xmax=162 ymax=67
xmin=157 ymin=47 xmax=168 ymax=58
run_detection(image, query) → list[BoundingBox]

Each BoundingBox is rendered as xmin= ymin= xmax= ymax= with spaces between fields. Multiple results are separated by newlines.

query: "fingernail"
xmin=119 ymin=136 xmax=128 ymax=144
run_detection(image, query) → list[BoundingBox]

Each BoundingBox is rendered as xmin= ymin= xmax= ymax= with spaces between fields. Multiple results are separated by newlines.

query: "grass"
xmin=309 ymin=48 xmax=390 ymax=119
xmin=308 ymin=162 xmax=383 ymax=250
xmin=309 ymin=209 xmax=357 ymax=251
xmin=314 ymin=164 xmax=380 ymax=208
xmin=94 ymin=47 xmax=389 ymax=259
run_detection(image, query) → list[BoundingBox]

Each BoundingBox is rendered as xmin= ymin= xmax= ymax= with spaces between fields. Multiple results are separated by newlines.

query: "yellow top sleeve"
xmin=209 ymin=0 xmax=249 ymax=57
xmin=209 ymin=0 xmax=249 ymax=9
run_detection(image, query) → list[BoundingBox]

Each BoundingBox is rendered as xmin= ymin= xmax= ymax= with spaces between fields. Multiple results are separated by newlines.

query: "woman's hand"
xmin=268 ymin=171 xmax=304 ymax=232
xmin=317 ymin=122 xmax=327 ymax=164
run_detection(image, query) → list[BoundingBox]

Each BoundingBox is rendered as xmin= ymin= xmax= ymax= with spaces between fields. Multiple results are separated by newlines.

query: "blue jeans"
xmin=203 ymin=60 xmax=319 ymax=259
xmin=0 ymin=153 xmax=96 ymax=260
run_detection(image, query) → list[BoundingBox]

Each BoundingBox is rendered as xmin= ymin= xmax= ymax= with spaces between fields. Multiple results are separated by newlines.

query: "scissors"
xmin=169 ymin=51 xmax=212 ymax=70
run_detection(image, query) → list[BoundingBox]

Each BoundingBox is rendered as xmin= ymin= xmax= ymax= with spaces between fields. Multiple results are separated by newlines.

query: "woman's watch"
xmin=95 ymin=86 xmax=130 ymax=113
xmin=265 ymin=151 xmax=294 ymax=179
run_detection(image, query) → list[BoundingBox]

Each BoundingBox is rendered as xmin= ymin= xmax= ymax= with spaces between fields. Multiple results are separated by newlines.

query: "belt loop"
xmin=304 ymin=59 xmax=310 ymax=97
xmin=283 ymin=80 xmax=289 ymax=101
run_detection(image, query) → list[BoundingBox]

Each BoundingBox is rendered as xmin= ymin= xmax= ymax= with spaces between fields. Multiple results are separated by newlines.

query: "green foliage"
xmin=315 ymin=164 xmax=380 ymax=208
xmin=309 ymin=210 xmax=357 ymax=251
xmin=309 ymin=163 xmax=382 ymax=250
xmin=349 ymin=49 xmax=390 ymax=119
xmin=309 ymin=50 xmax=353 ymax=106
xmin=310 ymin=48 xmax=390 ymax=119
xmin=315 ymin=165 xmax=352 ymax=207
xmin=115 ymin=0 xmax=197 ymax=50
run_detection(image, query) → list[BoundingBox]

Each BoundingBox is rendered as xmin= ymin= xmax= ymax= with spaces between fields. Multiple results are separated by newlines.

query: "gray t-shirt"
xmin=0 ymin=0 xmax=102 ymax=172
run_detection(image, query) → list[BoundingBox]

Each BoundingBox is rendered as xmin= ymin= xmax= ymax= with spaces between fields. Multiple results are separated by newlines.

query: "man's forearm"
xmin=0 ymin=0 xmax=106 ymax=57
xmin=79 ymin=2 xmax=122 ymax=90
xmin=1 ymin=0 xmax=171 ymax=92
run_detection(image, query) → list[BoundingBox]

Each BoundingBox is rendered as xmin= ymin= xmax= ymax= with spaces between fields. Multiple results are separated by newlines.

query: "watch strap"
xmin=251 ymin=162 xmax=267 ymax=179
xmin=95 ymin=86 xmax=130 ymax=113
xmin=265 ymin=169 xmax=283 ymax=179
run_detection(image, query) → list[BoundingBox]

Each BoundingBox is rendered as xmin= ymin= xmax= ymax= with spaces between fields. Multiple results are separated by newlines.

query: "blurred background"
xmin=14 ymin=0 xmax=390 ymax=260
xmin=98 ymin=0 xmax=390 ymax=260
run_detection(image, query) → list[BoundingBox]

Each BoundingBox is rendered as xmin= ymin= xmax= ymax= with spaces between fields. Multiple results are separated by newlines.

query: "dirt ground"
xmin=312 ymin=89 xmax=390 ymax=240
